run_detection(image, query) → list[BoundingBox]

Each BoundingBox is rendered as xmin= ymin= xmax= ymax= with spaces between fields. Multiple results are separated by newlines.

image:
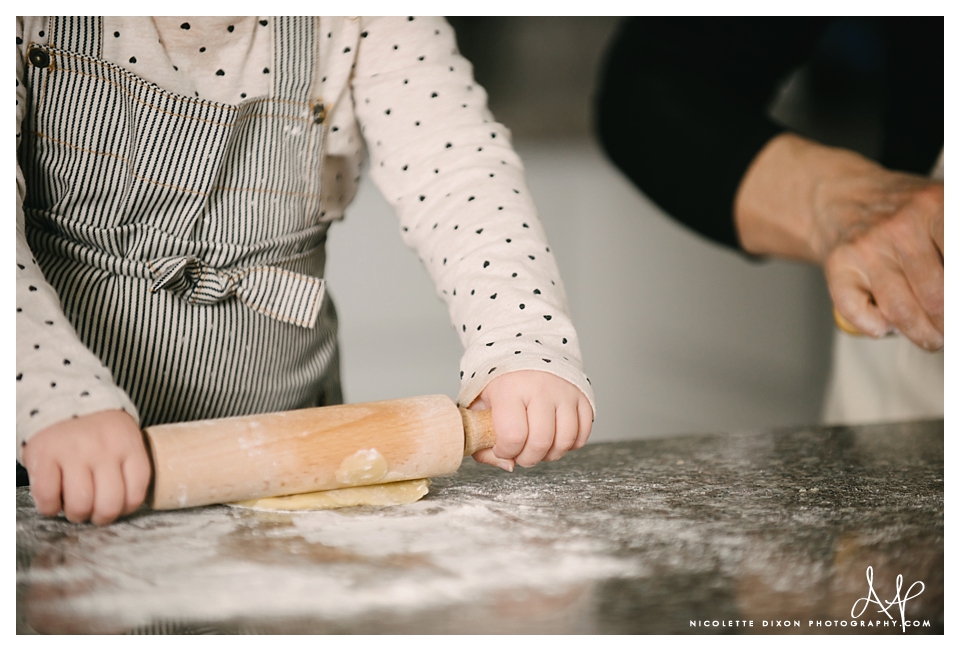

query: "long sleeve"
xmin=16 ymin=16 xmax=139 ymax=462
xmin=15 ymin=14 xmax=597 ymax=450
xmin=351 ymin=17 xmax=595 ymax=412
xmin=595 ymin=17 xmax=944 ymax=254
xmin=595 ymin=17 xmax=826 ymax=252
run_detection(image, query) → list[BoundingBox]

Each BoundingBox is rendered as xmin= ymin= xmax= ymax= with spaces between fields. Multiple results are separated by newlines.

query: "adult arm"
xmin=595 ymin=17 xmax=825 ymax=250
xmin=735 ymin=133 xmax=943 ymax=350
xmin=596 ymin=17 xmax=944 ymax=350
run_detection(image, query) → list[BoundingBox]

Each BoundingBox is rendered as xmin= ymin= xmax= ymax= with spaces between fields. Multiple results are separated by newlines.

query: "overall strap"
xmin=272 ymin=17 xmax=318 ymax=101
xmin=47 ymin=17 xmax=102 ymax=58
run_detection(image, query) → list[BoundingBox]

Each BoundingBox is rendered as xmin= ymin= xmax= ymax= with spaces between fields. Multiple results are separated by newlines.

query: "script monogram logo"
xmin=851 ymin=566 xmax=925 ymax=633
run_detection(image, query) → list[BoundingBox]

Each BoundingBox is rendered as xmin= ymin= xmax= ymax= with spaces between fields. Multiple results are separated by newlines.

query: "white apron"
xmin=822 ymin=150 xmax=944 ymax=424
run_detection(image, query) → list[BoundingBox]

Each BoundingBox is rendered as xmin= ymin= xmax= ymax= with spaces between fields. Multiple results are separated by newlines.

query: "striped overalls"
xmin=20 ymin=16 xmax=341 ymax=428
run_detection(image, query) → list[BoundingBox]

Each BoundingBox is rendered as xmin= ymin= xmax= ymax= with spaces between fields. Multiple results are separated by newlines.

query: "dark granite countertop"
xmin=17 ymin=420 xmax=943 ymax=634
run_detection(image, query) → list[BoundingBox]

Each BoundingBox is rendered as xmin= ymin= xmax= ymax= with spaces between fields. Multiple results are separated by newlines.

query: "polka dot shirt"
xmin=16 ymin=17 xmax=596 ymax=460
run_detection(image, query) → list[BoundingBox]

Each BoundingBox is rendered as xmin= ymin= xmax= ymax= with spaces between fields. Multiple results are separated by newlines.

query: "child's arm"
xmin=15 ymin=204 xmax=141 ymax=456
xmin=17 ymin=17 xmax=146 ymax=522
xmin=350 ymin=17 xmax=596 ymax=466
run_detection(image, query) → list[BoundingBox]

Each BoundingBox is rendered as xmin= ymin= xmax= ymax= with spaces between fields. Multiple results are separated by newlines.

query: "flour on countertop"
xmin=17 ymin=472 xmax=640 ymax=630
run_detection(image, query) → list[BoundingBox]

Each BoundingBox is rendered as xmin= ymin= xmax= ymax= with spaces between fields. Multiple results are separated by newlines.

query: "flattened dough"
xmin=228 ymin=478 xmax=430 ymax=511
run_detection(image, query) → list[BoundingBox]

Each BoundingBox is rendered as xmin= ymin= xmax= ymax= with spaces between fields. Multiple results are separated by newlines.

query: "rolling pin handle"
xmin=833 ymin=306 xmax=864 ymax=336
xmin=460 ymin=408 xmax=496 ymax=456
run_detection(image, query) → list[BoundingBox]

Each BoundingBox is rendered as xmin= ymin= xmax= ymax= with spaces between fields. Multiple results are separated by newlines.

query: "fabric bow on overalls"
xmin=148 ymin=256 xmax=325 ymax=329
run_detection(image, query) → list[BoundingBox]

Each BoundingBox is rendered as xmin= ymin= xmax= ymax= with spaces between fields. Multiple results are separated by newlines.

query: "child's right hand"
xmin=21 ymin=409 xmax=151 ymax=525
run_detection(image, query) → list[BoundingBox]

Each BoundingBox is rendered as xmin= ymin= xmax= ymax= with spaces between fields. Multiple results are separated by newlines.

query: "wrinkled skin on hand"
xmin=22 ymin=409 xmax=152 ymax=525
xmin=815 ymin=174 xmax=943 ymax=350
xmin=736 ymin=134 xmax=944 ymax=352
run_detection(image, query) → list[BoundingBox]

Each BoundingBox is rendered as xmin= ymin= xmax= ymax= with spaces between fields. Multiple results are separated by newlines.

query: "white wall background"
xmin=324 ymin=139 xmax=835 ymax=442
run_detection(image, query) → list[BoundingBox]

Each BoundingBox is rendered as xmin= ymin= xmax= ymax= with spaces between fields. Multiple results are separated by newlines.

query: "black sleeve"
xmin=595 ymin=18 xmax=826 ymax=252
xmin=879 ymin=17 xmax=943 ymax=175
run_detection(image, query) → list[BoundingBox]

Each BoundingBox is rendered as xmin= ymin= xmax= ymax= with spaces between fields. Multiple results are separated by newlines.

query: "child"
xmin=16 ymin=16 xmax=595 ymax=525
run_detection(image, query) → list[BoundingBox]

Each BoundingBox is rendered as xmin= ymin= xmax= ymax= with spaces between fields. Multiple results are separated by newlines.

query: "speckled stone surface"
xmin=17 ymin=420 xmax=943 ymax=634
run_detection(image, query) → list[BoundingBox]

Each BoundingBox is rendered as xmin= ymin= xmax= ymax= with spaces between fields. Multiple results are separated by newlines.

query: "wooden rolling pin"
xmin=834 ymin=306 xmax=898 ymax=337
xmin=833 ymin=306 xmax=863 ymax=336
xmin=144 ymin=395 xmax=495 ymax=510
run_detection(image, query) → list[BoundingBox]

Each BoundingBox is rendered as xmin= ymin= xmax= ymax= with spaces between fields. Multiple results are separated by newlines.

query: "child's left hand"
xmin=468 ymin=370 xmax=593 ymax=471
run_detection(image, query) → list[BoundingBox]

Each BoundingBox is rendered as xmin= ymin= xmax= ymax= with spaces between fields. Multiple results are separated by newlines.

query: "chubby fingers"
xmin=489 ymin=391 xmax=530 ymax=462
xmin=514 ymin=399 xmax=556 ymax=468
xmin=544 ymin=402 xmax=579 ymax=462
xmin=486 ymin=390 xmax=563 ymax=468
xmin=91 ymin=462 xmax=126 ymax=526
xmin=474 ymin=370 xmax=594 ymax=469
xmin=515 ymin=397 xmax=592 ymax=466
xmin=23 ymin=454 xmax=63 ymax=518
xmin=574 ymin=397 xmax=594 ymax=450
xmin=22 ymin=410 xmax=151 ymax=524
xmin=61 ymin=465 xmax=95 ymax=523
xmin=121 ymin=452 xmax=152 ymax=516
xmin=468 ymin=397 xmax=516 ymax=471
xmin=68 ymin=452 xmax=149 ymax=525
xmin=471 ymin=447 xmax=515 ymax=472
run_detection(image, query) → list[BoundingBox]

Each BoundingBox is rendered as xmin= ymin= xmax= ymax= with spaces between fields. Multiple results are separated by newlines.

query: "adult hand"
xmin=817 ymin=172 xmax=943 ymax=349
xmin=735 ymin=133 xmax=943 ymax=350
xmin=468 ymin=370 xmax=593 ymax=470
xmin=21 ymin=409 xmax=152 ymax=525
